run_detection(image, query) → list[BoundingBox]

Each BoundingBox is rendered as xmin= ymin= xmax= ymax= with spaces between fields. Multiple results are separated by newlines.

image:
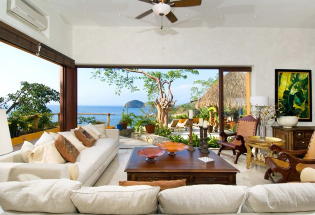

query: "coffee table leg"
xmin=246 ymin=143 xmax=252 ymax=169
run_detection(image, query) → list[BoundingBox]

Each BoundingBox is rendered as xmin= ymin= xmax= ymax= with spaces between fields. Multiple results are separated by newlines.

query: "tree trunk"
xmin=155 ymin=103 xmax=169 ymax=127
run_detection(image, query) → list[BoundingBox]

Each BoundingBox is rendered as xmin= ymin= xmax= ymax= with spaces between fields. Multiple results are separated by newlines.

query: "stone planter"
xmin=277 ymin=116 xmax=298 ymax=128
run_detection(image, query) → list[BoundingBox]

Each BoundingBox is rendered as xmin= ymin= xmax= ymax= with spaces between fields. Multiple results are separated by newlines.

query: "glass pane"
xmin=223 ymin=71 xmax=251 ymax=132
xmin=0 ymin=42 xmax=61 ymax=145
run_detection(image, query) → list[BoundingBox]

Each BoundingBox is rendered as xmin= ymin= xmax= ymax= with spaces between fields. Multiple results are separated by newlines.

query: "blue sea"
xmin=48 ymin=105 xmax=147 ymax=126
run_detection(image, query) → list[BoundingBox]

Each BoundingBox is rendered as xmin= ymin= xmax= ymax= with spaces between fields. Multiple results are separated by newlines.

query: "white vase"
xmin=277 ymin=116 xmax=298 ymax=128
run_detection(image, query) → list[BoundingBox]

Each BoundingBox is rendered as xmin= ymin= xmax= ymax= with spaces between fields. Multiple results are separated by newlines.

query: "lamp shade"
xmin=250 ymin=96 xmax=269 ymax=107
xmin=0 ymin=109 xmax=13 ymax=155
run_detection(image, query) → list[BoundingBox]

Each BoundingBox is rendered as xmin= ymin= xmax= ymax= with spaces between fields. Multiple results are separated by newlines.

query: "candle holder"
xmin=199 ymin=126 xmax=209 ymax=154
xmin=187 ymin=118 xmax=195 ymax=152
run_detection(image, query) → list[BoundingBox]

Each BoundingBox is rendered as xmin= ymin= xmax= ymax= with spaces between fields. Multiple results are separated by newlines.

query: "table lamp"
xmin=0 ymin=109 xmax=13 ymax=155
xmin=250 ymin=96 xmax=269 ymax=107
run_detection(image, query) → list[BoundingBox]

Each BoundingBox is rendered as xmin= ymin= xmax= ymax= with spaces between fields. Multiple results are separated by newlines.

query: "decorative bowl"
xmin=137 ymin=147 xmax=165 ymax=161
xmin=277 ymin=116 xmax=298 ymax=128
xmin=156 ymin=142 xmax=189 ymax=156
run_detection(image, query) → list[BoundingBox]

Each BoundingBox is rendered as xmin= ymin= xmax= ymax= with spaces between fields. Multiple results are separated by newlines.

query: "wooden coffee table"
xmin=125 ymin=147 xmax=239 ymax=185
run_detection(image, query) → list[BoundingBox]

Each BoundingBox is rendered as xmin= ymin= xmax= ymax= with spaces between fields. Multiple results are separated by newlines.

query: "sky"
xmin=1 ymin=41 xmax=218 ymax=106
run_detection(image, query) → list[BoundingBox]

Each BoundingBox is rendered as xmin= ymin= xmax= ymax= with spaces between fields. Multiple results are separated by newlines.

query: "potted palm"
xmin=118 ymin=112 xmax=133 ymax=130
xmin=134 ymin=115 xmax=156 ymax=134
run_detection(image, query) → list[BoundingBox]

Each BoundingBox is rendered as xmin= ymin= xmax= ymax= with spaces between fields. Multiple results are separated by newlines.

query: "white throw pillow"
xmin=243 ymin=183 xmax=315 ymax=213
xmin=94 ymin=123 xmax=107 ymax=138
xmin=71 ymin=185 xmax=160 ymax=214
xmin=29 ymin=140 xmax=65 ymax=164
xmin=301 ymin=167 xmax=315 ymax=182
xmin=0 ymin=179 xmax=81 ymax=213
xmin=158 ymin=185 xmax=247 ymax=214
xmin=82 ymin=124 xmax=103 ymax=140
xmin=34 ymin=132 xmax=55 ymax=146
xmin=20 ymin=141 xmax=34 ymax=162
xmin=58 ymin=131 xmax=86 ymax=151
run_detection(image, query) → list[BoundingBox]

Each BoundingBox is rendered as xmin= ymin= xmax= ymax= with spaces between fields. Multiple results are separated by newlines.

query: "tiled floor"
xmin=95 ymin=148 xmax=271 ymax=187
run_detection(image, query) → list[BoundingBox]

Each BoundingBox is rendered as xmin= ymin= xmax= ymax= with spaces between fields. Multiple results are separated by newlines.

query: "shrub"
xmin=154 ymin=125 xmax=172 ymax=137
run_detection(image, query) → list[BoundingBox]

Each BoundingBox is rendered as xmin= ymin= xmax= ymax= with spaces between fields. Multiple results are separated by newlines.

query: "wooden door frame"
xmin=77 ymin=65 xmax=252 ymax=132
xmin=0 ymin=21 xmax=77 ymax=131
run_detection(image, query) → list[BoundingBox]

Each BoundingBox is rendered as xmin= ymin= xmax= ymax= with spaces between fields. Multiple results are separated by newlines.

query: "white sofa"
xmin=0 ymin=129 xmax=119 ymax=186
xmin=0 ymin=180 xmax=315 ymax=215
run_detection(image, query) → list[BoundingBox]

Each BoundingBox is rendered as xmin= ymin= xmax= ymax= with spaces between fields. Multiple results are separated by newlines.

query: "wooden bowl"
xmin=156 ymin=142 xmax=189 ymax=156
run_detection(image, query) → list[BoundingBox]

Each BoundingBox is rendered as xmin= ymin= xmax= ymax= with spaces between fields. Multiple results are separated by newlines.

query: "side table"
xmin=245 ymin=136 xmax=284 ymax=169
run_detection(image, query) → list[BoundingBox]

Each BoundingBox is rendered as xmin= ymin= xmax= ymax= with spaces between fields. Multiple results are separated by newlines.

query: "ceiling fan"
xmin=136 ymin=0 xmax=202 ymax=24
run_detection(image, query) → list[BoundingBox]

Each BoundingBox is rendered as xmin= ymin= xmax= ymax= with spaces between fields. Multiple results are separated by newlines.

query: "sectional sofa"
xmin=0 ymin=128 xmax=119 ymax=186
xmin=0 ymin=179 xmax=314 ymax=215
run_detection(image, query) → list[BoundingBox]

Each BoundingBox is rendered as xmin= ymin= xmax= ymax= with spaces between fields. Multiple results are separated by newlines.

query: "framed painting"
xmin=275 ymin=69 xmax=312 ymax=122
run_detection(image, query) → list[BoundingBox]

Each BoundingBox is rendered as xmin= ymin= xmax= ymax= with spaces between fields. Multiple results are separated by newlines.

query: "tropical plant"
xmin=119 ymin=112 xmax=134 ymax=126
xmin=78 ymin=116 xmax=98 ymax=125
xmin=154 ymin=125 xmax=172 ymax=137
xmin=92 ymin=68 xmax=199 ymax=126
xmin=173 ymin=114 xmax=188 ymax=119
xmin=277 ymin=72 xmax=310 ymax=118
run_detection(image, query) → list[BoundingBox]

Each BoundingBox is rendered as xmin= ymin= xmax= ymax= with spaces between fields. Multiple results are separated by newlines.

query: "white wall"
xmin=73 ymin=26 xmax=315 ymax=127
xmin=0 ymin=0 xmax=73 ymax=57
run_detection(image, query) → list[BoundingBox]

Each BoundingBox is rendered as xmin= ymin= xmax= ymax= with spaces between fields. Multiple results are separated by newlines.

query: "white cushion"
xmin=20 ymin=141 xmax=34 ymax=162
xmin=76 ymin=138 xmax=117 ymax=182
xmin=34 ymin=132 xmax=55 ymax=146
xmin=82 ymin=123 xmax=102 ymax=139
xmin=70 ymin=185 xmax=160 ymax=214
xmin=158 ymin=185 xmax=247 ymax=214
xmin=58 ymin=131 xmax=86 ymax=152
xmin=301 ymin=167 xmax=315 ymax=182
xmin=94 ymin=124 xmax=107 ymax=137
xmin=29 ymin=140 xmax=65 ymax=164
xmin=243 ymin=183 xmax=315 ymax=213
xmin=0 ymin=179 xmax=81 ymax=213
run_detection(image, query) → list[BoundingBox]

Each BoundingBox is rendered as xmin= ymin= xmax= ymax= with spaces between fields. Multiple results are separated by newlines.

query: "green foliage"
xmin=0 ymin=82 xmax=60 ymax=138
xmin=92 ymin=68 xmax=199 ymax=100
xmin=154 ymin=125 xmax=172 ymax=137
xmin=120 ymin=112 xmax=134 ymax=126
xmin=173 ymin=114 xmax=188 ymax=119
xmin=78 ymin=116 xmax=98 ymax=125
xmin=1 ymin=81 xmax=59 ymax=115
xmin=168 ymin=134 xmax=188 ymax=144
xmin=190 ymin=77 xmax=217 ymax=101
xmin=277 ymin=72 xmax=310 ymax=118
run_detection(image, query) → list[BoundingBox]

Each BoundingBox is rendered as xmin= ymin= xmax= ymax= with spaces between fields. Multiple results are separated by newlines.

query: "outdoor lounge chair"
xmin=218 ymin=115 xmax=258 ymax=164
xmin=168 ymin=119 xmax=179 ymax=130
xmin=265 ymin=132 xmax=315 ymax=183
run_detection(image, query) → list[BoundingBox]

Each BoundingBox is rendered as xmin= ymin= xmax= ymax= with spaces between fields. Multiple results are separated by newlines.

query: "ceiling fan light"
xmin=152 ymin=3 xmax=171 ymax=16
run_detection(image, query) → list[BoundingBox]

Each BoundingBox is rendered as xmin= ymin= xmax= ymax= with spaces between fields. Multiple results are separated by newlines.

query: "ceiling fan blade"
xmin=138 ymin=0 xmax=155 ymax=4
xmin=136 ymin=9 xmax=153 ymax=19
xmin=166 ymin=12 xmax=178 ymax=23
xmin=171 ymin=0 xmax=202 ymax=7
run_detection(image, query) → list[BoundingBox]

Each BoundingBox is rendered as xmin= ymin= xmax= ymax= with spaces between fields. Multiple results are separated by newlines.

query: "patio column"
xmin=60 ymin=66 xmax=77 ymax=131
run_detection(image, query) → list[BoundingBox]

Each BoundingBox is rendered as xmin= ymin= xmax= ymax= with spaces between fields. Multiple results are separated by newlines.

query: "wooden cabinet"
xmin=272 ymin=126 xmax=315 ymax=150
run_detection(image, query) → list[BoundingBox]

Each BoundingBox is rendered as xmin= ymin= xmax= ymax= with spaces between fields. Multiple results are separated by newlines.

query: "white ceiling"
xmin=31 ymin=0 xmax=315 ymax=28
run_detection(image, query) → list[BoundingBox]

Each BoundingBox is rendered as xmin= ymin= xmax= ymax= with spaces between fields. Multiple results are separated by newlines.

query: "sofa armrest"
xmin=105 ymin=129 xmax=119 ymax=143
xmin=0 ymin=162 xmax=71 ymax=182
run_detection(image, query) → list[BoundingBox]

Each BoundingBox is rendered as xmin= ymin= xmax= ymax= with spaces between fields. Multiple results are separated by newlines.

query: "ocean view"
xmin=48 ymin=105 xmax=146 ymax=126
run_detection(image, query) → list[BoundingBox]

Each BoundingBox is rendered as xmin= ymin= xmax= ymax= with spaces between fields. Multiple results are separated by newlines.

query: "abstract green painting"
xmin=275 ymin=69 xmax=312 ymax=121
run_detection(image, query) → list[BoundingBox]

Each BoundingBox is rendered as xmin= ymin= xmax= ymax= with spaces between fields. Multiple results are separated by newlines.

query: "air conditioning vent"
xmin=7 ymin=0 xmax=48 ymax=31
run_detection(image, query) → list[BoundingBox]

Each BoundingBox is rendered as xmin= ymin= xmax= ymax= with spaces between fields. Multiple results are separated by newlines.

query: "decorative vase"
xmin=277 ymin=116 xmax=298 ymax=128
xmin=145 ymin=124 xmax=155 ymax=133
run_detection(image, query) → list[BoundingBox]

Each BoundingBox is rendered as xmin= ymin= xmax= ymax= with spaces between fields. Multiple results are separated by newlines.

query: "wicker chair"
xmin=218 ymin=115 xmax=258 ymax=164
xmin=265 ymin=132 xmax=315 ymax=183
